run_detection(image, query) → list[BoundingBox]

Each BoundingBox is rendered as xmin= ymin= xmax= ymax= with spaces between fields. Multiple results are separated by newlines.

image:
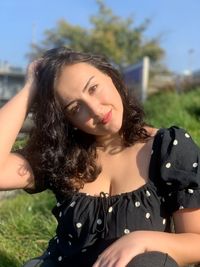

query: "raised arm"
xmin=0 ymin=62 xmax=37 ymax=190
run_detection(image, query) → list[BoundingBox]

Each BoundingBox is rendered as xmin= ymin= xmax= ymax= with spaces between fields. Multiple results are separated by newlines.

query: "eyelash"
xmin=88 ymin=84 xmax=98 ymax=94
xmin=69 ymin=104 xmax=81 ymax=115
xmin=67 ymin=84 xmax=99 ymax=116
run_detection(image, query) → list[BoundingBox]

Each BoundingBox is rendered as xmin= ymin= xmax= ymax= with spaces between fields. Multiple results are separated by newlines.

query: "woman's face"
xmin=55 ymin=63 xmax=123 ymax=137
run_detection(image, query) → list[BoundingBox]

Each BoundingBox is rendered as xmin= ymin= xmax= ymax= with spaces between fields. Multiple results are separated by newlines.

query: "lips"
xmin=101 ymin=110 xmax=112 ymax=124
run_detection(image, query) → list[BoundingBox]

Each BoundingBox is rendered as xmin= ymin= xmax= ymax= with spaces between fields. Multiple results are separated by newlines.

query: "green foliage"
xmin=12 ymin=137 xmax=28 ymax=151
xmin=28 ymin=0 xmax=164 ymax=68
xmin=144 ymin=88 xmax=200 ymax=144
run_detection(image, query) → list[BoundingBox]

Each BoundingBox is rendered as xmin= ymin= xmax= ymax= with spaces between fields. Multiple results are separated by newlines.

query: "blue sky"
xmin=0 ymin=0 xmax=199 ymax=73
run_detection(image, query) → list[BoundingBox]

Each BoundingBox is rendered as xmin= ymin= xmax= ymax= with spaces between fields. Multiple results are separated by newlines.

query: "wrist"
xmin=129 ymin=231 xmax=151 ymax=252
xmin=21 ymin=83 xmax=36 ymax=109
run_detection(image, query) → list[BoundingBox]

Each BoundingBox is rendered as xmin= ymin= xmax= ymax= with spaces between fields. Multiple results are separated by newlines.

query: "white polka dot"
xmin=81 ymin=249 xmax=87 ymax=253
xmin=168 ymin=193 xmax=172 ymax=197
xmin=48 ymin=251 xmax=51 ymax=255
xmin=56 ymin=202 xmax=61 ymax=207
xmin=97 ymin=219 xmax=102 ymax=225
xmin=188 ymin=188 xmax=194 ymax=194
xmin=151 ymin=150 xmax=154 ymax=155
xmin=124 ymin=228 xmax=130 ymax=234
xmin=185 ymin=133 xmax=190 ymax=138
xmin=193 ymin=162 xmax=198 ymax=168
xmin=68 ymin=241 xmax=72 ymax=246
xmin=135 ymin=201 xmax=141 ymax=207
xmin=166 ymin=182 xmax=172 ymax=186
xmin=179 ymin=206 xmax=184 ymax=210
xmin=59 ymin=211 xmax=62 ymax=217
xmin=145 ymin=212 xmax=151 ymax=219
xmin=58 ymin=256 xmax=62 ymax=262
xmin=166 ymin=163 xmax=171 ymax=168
xmin=69 ymin=201 xmax=76 ymax=207
xmin=162 ymin=197 xmax=165 ymax=202
xmin=146 ymin=190 xmax=151 ymax=197
xmin=173 ymin=139 xmax=178 ymax=145
xmin=108 ymin=206 xmax=113 ymax=213
xmin=76 ymin=222 xmax=82 ymax=228
xmin=162 ymin=218 xmax=166 ymax=225
xmin=57 ymin=238 xmax=59 ymax=244
xmin=68 ymin=234 xmax=73 ymax=238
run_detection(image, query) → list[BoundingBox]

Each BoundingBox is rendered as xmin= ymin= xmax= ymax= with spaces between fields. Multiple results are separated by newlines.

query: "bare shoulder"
xmin=138 ymin=126 xmax=160 ymax=154
xmin=144 ymin=126 xmax=159 ymax=137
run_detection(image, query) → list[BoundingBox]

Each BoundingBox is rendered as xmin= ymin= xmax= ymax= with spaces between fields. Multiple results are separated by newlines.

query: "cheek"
xmin=111 ymin=91 xmax=123 ymax=109
xmin=99 ymin=90 xmax=115 ymax=104
xmin=72 ymin=112 xmax=91 ymax=129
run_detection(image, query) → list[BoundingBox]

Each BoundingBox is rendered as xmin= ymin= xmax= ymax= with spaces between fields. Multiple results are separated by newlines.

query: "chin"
xmin=111 ymin=119 xmax=123 ymax=132
xmin=82 ymin=120 xmax=123 ymax=136
xmin=104 ymin=124 xmax=122 ymax=135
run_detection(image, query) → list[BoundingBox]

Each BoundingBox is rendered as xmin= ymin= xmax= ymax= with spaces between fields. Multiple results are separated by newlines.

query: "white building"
xmin=0 ymin=62 xmax=32 ymax=134
xmin=0 ymin=62 xmax=25 ymax=106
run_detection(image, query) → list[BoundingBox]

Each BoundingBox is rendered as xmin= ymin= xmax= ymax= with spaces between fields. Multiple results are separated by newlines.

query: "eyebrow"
xmin=63 ymin=76 xmax=95 ymax=110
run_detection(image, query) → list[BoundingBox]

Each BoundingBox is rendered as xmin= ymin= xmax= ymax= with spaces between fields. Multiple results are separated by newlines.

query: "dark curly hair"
xmin=22 ymin=47 xmax=150 ymax=196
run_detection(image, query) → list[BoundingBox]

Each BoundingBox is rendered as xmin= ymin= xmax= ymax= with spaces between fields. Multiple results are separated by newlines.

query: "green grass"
xmin=144 ymin=88 xmax=200 ymax=144
xmin=0 ymin=191 xmax=57 ymax=267
xmin=1 ymin=88 xmax=200 ymax=266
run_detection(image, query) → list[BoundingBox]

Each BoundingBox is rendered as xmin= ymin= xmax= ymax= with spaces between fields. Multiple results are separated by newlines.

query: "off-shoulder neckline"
xmin=70 ymin=180 xmax=158 ymax=200
xmin=67 ymin=128 xmax=164 ymax=200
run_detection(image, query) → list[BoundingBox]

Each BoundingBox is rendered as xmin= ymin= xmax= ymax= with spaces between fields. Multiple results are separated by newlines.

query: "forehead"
xmin=55 ymin=63 xmax=103 ymax=98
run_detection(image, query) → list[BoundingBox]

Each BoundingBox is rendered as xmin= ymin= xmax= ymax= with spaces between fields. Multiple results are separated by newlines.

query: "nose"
xmin=85 ymin=99 xmax=103 ymax=119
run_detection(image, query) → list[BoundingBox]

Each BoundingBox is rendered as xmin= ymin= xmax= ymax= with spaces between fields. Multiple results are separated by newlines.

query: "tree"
xmin=28 ymin=0 xmax=164 ymax=69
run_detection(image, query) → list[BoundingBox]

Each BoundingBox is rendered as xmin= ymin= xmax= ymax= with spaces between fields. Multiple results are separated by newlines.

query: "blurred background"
xmin=0 ymin=1 xmax=200 ymax=266
xmin=1 ymin=0 xmax=200 ymax=129
xmin=1 ymin=0 xmax=200 ymax=102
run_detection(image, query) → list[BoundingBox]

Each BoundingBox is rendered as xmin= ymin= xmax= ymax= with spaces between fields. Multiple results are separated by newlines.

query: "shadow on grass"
xmin=0 ymin=249 xmax=20 ymax=267
xmin=186 ymin=106 xmax=200 ymax=121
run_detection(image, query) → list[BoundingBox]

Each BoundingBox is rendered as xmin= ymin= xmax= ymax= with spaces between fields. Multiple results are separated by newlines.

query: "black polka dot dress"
xmin=37 ymin=126 xmax=200 ymax=266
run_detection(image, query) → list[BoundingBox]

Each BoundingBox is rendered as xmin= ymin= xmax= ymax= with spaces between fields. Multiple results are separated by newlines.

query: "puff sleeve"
xmin=158 ymin=126 xmax=200 ymax=213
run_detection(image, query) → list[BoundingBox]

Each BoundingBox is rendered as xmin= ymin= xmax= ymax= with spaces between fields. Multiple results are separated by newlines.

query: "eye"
xmin=67 ymin=103 xmax=81 ymax=116
xmin=88 ymin=84 xmax=98 ymax=95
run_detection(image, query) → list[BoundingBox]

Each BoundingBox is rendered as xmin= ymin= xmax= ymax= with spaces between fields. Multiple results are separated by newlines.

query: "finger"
xmin=92 ymin=257 xmax=105 ymax=267
xmin=93 ymin=257 xmax=116 ymax=267
xmin=26 ymin=58 xmax=43 ymax=80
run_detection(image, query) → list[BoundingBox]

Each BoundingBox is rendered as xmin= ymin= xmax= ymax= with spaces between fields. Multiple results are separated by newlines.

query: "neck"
xmin=95 ymin=133 xmax=124 ymax=153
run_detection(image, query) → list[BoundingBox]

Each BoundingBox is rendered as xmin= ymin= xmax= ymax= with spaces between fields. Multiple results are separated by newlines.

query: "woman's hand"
xmin=26 ymin=59 xmax=40 ymax=84
xmin=23 ymin=59 xmax=42 ymax=106
xmin=24 ymin=59 xmax=42 ymax=92
xmin=92 ymin=231 xmax=147 ymax=267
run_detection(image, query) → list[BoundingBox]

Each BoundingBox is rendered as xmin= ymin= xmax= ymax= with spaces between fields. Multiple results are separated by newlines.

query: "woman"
xmin=0 ymin=47 xmax=200 ymax=267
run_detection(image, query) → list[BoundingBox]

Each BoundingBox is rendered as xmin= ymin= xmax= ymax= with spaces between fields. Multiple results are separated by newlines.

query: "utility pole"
xmin=188 ymin=48 xmax=195 ymax=74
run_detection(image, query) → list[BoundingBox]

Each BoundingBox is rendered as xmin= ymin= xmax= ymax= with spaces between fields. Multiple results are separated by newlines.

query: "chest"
xmin=79 ymin=140 xmax=153 ymax=196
